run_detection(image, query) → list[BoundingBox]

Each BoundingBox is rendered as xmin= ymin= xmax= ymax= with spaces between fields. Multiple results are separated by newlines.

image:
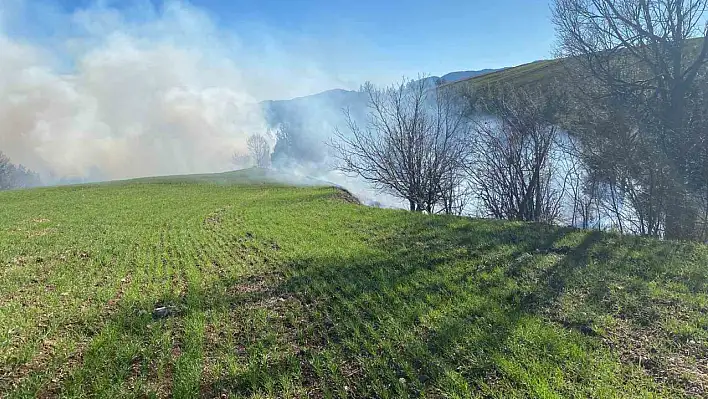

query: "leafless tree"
xmin=0 ymin=151 xmax=40 ymax=190
xmin=0 ymin=152 xmax=13 ymax=190
xmin=271 ymin=123 xmax=296 ymax=167
xmin=567 ymin=90 xmax=673 ymax=236
xmin=553 ymin=0 xmax=708 ymax=239
xmin=561 ymin=141 xmax=602 ymax=229
xmin=247 ymin=134 xmax=271 ymax=168
xmin=690 ymin=72 xmax=708 ymax=240
xmin=11 ymin=165 xmax=40 ymax=189
xmin=232 ymin=151 xmax=252 ymax=169
xmin=331 ymin=78 xmax=471 ymax=213
xmin=437 ymin=167 xmax=474 ymax=216
xmin=463 ymin=83 xmax=569 ymax=223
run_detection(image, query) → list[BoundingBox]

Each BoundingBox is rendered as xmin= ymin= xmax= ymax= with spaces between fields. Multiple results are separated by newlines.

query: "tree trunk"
xmin=663 ymin=83 xmax=698 ymax=240
xmin=665 ymin=190 xmax=698 ymax=240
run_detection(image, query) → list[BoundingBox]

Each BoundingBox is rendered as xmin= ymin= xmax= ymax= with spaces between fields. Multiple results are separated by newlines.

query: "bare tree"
xmin=247 ymin=134 xmax=271 ymax=168
xmin=232 ymin=151 xmax=252 ymax=169
xmin=11 ymin=165 xmax=40 ymax=189
xmin=331 ymin=78 xmax=471 ymax=213
xmin=690 ymin=72 xmax=708 ymax=240
xmin=0 ymin=152 xmax=13 ymax=190
xmin=271 ymin=123 xmax=296 ymax=168
xmin=463 ymin=83 xmax=569 ymax=223
xmin=553 ymin=0 xmax=708 ymax=239
xmin=568 ymin=93 xmax=671 ymax=236
xmin=562 ymin=142 xmax=602 ymax=229
xmin=0 ymin=151 xmax=40 ymax=190
xmin=437 ymin=166 xmax=474 ymax=216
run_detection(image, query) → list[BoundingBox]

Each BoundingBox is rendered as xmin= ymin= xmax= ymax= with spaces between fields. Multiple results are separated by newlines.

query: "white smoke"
xmin=0 ymin=1 xmax=354 ymax=182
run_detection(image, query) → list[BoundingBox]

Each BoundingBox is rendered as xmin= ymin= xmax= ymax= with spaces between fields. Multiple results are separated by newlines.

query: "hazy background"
xmin=0 ymin=0 xmax=553 ymax=201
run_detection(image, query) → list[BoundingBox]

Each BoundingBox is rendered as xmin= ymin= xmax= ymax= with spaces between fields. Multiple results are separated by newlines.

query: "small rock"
xmin=579 ymin=324 xmax=596 ymax=336
xmin=152 ymin=306 xmax=177 ymax=319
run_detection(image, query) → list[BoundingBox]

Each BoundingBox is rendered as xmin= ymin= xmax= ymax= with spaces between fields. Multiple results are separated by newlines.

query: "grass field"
xmin=1 ymin=170 xmax=707 ymax=398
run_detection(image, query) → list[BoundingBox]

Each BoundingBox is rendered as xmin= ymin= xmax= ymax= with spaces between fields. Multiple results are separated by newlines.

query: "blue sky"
xmin=31 ymin=0 xmax=556 ymax=80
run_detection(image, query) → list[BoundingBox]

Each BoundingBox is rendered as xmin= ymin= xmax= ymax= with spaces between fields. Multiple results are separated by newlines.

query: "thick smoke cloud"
xmin=0 ymin=1 xmax=354 ymax=182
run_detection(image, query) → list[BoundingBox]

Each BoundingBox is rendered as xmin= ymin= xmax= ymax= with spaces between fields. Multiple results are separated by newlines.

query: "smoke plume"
xmin=0 ymin=0 xmax=353 ymax=183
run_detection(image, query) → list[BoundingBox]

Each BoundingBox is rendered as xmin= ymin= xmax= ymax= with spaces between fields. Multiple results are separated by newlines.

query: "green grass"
xmin=448 ymin=59 xmax=564 ymax=88
xmin=449 ymin=37 xmax=706 ymax=90
xmin=1 ymin=170 xmax=707 ymax=398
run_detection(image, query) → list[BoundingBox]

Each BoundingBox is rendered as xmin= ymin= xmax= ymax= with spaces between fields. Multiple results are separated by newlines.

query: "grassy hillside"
xmin=447 ymin=59 xmax=564 ymax=88
xmin=451 ymin=37 xmax=706 ymax=89
xmin=1 ymin=171 xmax=707 ymax=398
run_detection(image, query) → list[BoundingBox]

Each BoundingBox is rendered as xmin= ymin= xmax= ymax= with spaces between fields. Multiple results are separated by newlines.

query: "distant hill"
xmin=445 ymin=37 xmax=706 ymax=90
xmin=261 ymin=68 xmax=502 ymax=127
xmin=261 ymin=89 xmax=367 ymax=167
xmin=441 ymin=69 xmax=500 ymax=82
xmin=260 ymin=69 xmax=502 ymax=168
xmin=418 ymin=69 xmax=503 ymax=88
xmin=447 ymin=59 xmax=563 ymax=88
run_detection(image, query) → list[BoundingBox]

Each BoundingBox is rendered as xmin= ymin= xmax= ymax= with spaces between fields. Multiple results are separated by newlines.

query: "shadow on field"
xmin=189 ymin=217 xmax=600 ymax=398
xmin=259 ymin=219 xmax=613 ymax=397
xmin=45 ymin=212 xmax=707 ymax=398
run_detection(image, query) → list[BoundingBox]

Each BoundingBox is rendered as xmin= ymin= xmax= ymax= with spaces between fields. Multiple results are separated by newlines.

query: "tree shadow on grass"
xmin=274 ymin=218 xmax=708 ymax=397
xmin=196 ymin=217 xmax=580 ymax=398
xmin=265 ymin=219 xmax=618 ymax=397
xmin=33 ymin=214 xmax=706 ymax=398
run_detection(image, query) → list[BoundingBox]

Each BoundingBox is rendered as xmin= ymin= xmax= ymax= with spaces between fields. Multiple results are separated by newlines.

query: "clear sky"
xmin=38 ymin=0 xmax=556 ymax=82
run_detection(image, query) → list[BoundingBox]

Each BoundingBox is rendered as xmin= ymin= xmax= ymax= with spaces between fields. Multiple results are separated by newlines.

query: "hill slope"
xmin=440 ymin=69 xmax=501 ymax=83
xmin=1 ymin=172 xmax=707 ymax=398
xmin=451 ymin=59 xmax=563 ymax=87
xmin=450 ymin=37 xmax=706 ymax=89
xmin=260 ymin=69 xmax=502 ymax=167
